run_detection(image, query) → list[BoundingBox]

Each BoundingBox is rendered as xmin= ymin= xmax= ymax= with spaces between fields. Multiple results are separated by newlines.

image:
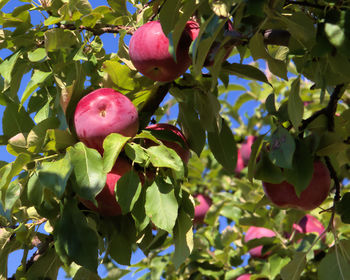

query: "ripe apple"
xmin=240 ymin=136 xmax=256 ymax=166
xmin=291 ymin=214 xmax=325 ymax=243
xmin=186 ymin=20 xmax=235 ymax=66
xmin=193 ymin=193 xmax=212 ymax=224
xmin=129 ymin=20 xmax=193 ymax=82
xmin=235 ymin=149 xmax=245 ymax=174
xmin=236 ymin=274 xmax=251 ymax=280
xmin=74 ymin=88 xmax=139 ymax=153
xmin=262 ymin=161 xmax=331 ymax=211
xmin=244 ymin=226 xmax=276 ymax=258
xmin=146 ymin=123 xmax=190 ymax=163
xmin=79 ymin=158 xmax=132 ymax=216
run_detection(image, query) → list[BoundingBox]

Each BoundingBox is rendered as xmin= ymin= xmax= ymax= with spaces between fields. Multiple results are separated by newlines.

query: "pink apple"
xmin=293 ymin=214 xmax=325 ymax=241
xmin=263 ymin=161 xmax=331 ymax=211
xmin=129 ymin=21 xmax=193 ymax=82
xmin=79 ymin=158 xmax=132 ymax=216
xmin=244 ymin=226 xmax=276 ymax=258
xmin=240 ymin=136 xmax=255 ymax=166
xmin=74 ymin=88 xmax=139 ymax=153
xmin=193 ymin=194 xmax=212 ymax=224
xmin=146 ymin=123 xmax=190 ymax=163
xmin=235 ymin=149 xmax=245 ymax=174
xmin=236 ymin=274 xmax=251 ymax=280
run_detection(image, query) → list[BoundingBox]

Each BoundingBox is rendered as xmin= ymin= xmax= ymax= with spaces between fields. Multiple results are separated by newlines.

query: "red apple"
xmin=74 ymin=88 xmax=139 ymax=153
xmin=293 ymin=214 xmax=325 ymax=241
xmin=129 ymin=20 xmax=193 ymax=82
xmin=240 ymin=136 xmax=255 ymax=166
xmin=79 ymin=158 xmax=132 ymax=216
xmin=235 ymin=149 xmax=245 ymax=174
xmin=244 ymin=226 xmax=276 ymax=258
xmin=193 ymin=194 xmax=212 ymax=224
xmin=262 ymin=161 xmax=331 ymax=211
xmin=146 ymin=123 xmax=190 ymax=163
xmin=236 ymin=274 xmax=251 ymax=280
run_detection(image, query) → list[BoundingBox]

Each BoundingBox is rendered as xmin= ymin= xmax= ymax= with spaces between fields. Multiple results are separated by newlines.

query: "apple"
xmin=79 ymin=158 xmax=132 ymax=216
xmin=193 ymin=193 xmax=212 ymax=224
xmin=244 ymin=226 xmax=276 ymax=258
xmin=240 ymin=136 xmax=256 ymax=166
xmin=129 ymin=20 xmax=193 ymax=82
xmin=146 ymin=123 xmax=190 ymax=163
xmin=236 ymin=274 xmax=251 ymax=280
xmin=291 ymin=214 xmax=325 ymax=243
xmin=235 ymin=149 xmax=245 ymax=174
xmin=186 ymin=20 xmax=235 ymax=66
xmin=262 ymin=161 xmax=331 ymax=211
xmin=74 ymin=88 xmax=139 ymax=153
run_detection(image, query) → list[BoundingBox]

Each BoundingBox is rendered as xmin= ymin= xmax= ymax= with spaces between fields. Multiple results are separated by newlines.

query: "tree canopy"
xmin=1 ymin=0 xmax=350 ymax=279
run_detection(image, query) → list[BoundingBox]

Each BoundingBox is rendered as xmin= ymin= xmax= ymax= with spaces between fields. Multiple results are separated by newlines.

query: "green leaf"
xmin=73 ymin=266 xmax=101 ymax=280
xmin=20 ymin=70 xmax=52 ymax=106
xmin=0 ymin=51 xmax=21 ymax=83
xmin=222 ymin=62 xmax=271 ymax=85
xmin=54 ymin=198 xmax=99 ymax=272
xmin=268 ymin=126 xmax=296 ymax=169
xmin=27 ymin=117 xmax=60 ymax=153
xmin=0 ymin=228 xmax=21 ymax=279
xmin=208 ymin=118 xmax=237 ymax=173
xmin=266 ymin=93 xmax=277 ymax=115
xmin=318 ymin=241 xmax=350 ymax=280
xmin=102 ymin=60 xmax=136 ymax=92
xmin=115 ymin=170 xmax=142 ymax=214
xmin=109 ymin=215 xmax=136 ymax=266
xmin=131 ymin=186 xmax=150 ymax=232
xmin=280 ymin=252 xmax=306 ymax=280
xmin=27 ymin=48 xmax=47 ymax=62
xmin=147 ymin=145 xmax=183 ymax=172
xmin=44 ymin=29 xmax=79 ymax=52
xmin=4 ymin=180 xmax=21 ymax=211
xmin=288 ymin=77 xmax=303 ymax=131
xmin=24 ymin=246 xmax=62 ymax=280
xmin=103 ymin=133 xmax=130 ymax=173
xmin=178 ymin=102 xmax=205 ymax=157
xmin=124 ymin=143 xmax=149 ymax=165
xmin=254 ymin=147 xmax=285 ymax=184
xmin=336 ymin=193 xmax=350 ymax=224
xmin=145 ymin=177 xmax=178 ymax=232
xmin=248 ymin=135 xmax=264 ymax=182
xmin=269 ymin=255 xmax=291 ymax=279
xmin=68 ymin=143 xmax=106 ymax=203
xmin=2 ymin=102 xmax=35 ymax=138
xmin=159 ymin=0 xmax=181 ymax=35
xmin=0 ymin=153 xmax=31 ymax=191
xmin=172 ymin=209 xmax=193 ymax=269
xmin=283 ymin=140 xmax=313 ymax=196
xmin=43 ymin=129 xmax=76 ymax=152
xmin=107 ymin=0 xmax=128 ymax=16
xmin=325 ymin=23 xmax=345 ymax=48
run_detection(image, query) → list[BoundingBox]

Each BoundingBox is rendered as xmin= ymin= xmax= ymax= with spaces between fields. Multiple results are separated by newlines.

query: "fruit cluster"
xmin=74 ymin=88 xmax=190 ymax=216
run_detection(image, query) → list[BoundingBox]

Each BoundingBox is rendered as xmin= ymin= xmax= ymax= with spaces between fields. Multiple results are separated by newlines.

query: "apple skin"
xmin=235 ymin=149 xmax=245 ymax=174
xmin=146 ymin=123 xmax=190 ymax=163
xmin=240 ymin=136 xmax=255 ymax=166
xmin=193 ymin=194 xmax=212 ymax=224
xmin=244 ymin=226 xmax=276 ymax=258
xmin=129 ymin=21 xmax=193 ymax=82
xmin=79 ymin=158 xmax=132 ymax=216
xmin=236 ymin=274 xmax=251 ymax=280
xmin=263 ymin=161 xmax=331 ymax=211
xmin=74 ymin=88 xmax=139 ymax=153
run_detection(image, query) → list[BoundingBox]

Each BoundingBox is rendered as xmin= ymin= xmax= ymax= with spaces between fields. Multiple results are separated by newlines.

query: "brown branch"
xmin=58 ymin=23 xmax=136 ymax=36
xmin=138 ymin=83 xmax=172 ymax=130
xmin=325 ymin=156 xmax=341 ymax=203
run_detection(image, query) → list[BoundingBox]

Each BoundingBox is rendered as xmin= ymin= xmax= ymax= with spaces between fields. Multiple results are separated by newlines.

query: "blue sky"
xmin=0 ymin=1 xmax=257 ymax=278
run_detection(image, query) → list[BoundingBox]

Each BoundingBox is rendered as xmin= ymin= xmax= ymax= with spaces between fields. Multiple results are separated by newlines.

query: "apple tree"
xmin=1 ymin=0 xmax=350 ymax=279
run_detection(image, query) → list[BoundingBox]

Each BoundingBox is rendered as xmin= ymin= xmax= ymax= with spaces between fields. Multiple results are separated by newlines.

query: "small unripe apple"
xmin=146 ymin=123 xmax=190 ymax=163
xmin=244 ymin=226 xmax=276 ymax=258
xmin=129 ymin=21 xmax=193 ymax=82
xmin=193 ymin=194 xmax=212 ymax=224
xmin=74 ymin=88 xmax=139 ymax=153
xmin=79 ymin=158 xmax=132 ymax=216
xmin=240 ymin=136 xmax=255 ymax=166
xmin=263 ymin=161 xmax=331 ymax=211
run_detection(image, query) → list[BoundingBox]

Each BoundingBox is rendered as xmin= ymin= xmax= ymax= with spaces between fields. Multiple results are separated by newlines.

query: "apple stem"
xmin=138 ymin=83 xmax=172 ymax=129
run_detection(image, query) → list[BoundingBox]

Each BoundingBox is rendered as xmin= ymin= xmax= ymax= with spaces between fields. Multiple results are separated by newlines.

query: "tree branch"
xmin=58 ymin=23 xmax=135 ymax=35
xmin=138 ymin=83 xmax=172 ymax=130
